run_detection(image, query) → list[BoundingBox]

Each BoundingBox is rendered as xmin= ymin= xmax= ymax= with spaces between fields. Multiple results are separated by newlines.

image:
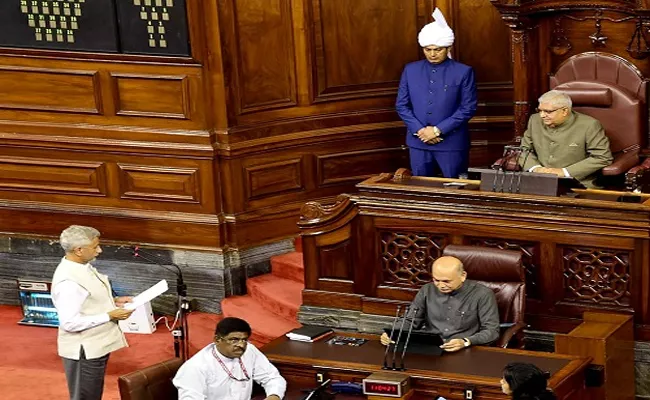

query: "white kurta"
xmin=173 ymin=342 xmax=286 ymax=400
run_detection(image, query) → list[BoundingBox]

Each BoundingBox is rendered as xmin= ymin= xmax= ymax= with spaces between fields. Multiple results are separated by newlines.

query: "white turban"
xmin=418 ymin=8 xmax=454 ymax=48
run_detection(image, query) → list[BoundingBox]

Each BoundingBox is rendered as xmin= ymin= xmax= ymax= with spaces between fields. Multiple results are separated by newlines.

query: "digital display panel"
xmin=363 ymin=381 xmax=399 ymax=396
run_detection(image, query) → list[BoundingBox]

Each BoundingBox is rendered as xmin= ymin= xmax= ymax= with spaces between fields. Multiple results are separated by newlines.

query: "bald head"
xmin=432 ymin=256 xmax=466 ymax=293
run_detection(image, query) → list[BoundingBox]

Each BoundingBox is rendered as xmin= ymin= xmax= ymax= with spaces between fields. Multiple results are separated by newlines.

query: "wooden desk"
xmin=556 ymin=312 xmax=635 ymax=400
xmin=263 ymin=334 xmax=591 ymax=400
xmin=298 ymin=172 xmax=650 ymax=338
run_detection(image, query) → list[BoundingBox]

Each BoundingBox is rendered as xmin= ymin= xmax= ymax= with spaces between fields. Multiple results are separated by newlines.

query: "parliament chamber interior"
xmin=1 ymin=0 xmax=650 ymax=399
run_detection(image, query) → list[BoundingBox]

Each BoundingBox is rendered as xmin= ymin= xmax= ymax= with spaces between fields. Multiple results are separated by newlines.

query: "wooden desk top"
xmin=263 ymin=333 xmax=591 ymax=391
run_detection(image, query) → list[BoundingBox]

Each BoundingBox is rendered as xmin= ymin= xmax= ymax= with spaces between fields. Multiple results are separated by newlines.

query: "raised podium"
xmin=298 ymin=169 xmax=650 ymax=340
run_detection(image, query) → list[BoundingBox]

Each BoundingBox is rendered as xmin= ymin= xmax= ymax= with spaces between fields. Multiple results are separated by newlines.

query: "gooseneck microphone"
xmin=516 ymin=145 xmax=533 ymax=194
xmin=383 ymin=305 xmax=402 ymax=369
xmin=492 ymin=146 xmax=509 ymax=192
xmin=133 ymin=246 xmax=186 ymax=296
xmin=132 ymin=245 xmax=190 ymax=360
xmin=400 ymin=306 xmax=419 ymax=371
xmin=391 ymin=305 xmax=410 ymax=370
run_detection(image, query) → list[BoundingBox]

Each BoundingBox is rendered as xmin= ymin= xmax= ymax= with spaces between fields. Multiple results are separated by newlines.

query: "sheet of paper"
xmin=124 ymin=280 xmax=169 ymax=310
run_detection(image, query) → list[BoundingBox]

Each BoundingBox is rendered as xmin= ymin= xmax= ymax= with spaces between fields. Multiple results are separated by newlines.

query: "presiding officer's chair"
xmin=118 ymin=357 xmax=182 ymax=400
xmin=494 ymin=52 xmax=648 ymax=190
xmin=441 ymin=245 xmax=526 ymax=348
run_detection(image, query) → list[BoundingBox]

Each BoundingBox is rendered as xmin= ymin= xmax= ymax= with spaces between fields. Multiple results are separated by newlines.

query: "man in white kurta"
xmin=52 ymin=225 xmax=134 ymax=400
xmin=173 ymin=317 xmax=286 ymax=400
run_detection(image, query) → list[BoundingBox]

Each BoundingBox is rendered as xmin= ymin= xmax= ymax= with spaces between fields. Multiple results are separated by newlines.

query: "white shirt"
xmin=51 ymin=258 xmax=110 ymax=333
xmin=173 ymin=343 xmax=286 ymax=400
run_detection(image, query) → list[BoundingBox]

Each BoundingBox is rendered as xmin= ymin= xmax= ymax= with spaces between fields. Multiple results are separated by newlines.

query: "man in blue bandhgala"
xmin=396 ymin=8 xmax=478 ymax=178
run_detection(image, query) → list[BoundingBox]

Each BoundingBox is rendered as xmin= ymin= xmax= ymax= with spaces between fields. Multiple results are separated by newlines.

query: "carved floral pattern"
xmin=562 ymin=247 xmax=631 ymax=307
xmin=380 ymin=231 xmax=446 ymax=287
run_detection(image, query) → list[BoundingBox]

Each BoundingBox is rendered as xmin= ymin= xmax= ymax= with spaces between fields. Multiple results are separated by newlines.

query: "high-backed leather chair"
xmin=118 ymin=358 xmax=182 ymax=400
xmin=441 ymin=245 xmax=526 ymax=348
xmin=551 ymin=52 xmax=647 ymax=185
xmin=495 ymin=52 xmax=648 ymax=189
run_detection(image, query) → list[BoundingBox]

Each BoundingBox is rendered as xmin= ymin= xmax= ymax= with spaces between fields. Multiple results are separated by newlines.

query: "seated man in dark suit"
xmin=519 ymin=90 xmax=613 ymax=188
xmin=380 ymin=256 xmax=499 ymax=352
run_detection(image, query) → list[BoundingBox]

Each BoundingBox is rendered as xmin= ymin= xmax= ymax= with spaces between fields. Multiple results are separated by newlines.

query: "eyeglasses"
xmin=536 ymin=107 xmax=566 ymax=115
xmin=223 ymin=337 xmax=249 ymax=345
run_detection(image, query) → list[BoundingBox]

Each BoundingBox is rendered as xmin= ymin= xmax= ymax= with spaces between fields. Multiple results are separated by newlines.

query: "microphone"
xmin=516 ymin=145 xmax=533 ymax=194
xmin=506 ymin=146 xmax=522 ymax=193
xmin=492 ymin=146 xmax=509 ymax=192
xmin=133 ymin=245 xmax=190 ymax=360
xmin=500 ymin=145 xmax=519 ymax=192
xmin=133 ymin=246 xmax=186 ymax=296
xmin=391 ymin=305 xmax=410 ymax=370
xmin=400 ymin=306 xmax=419 ymax=371
xmin=383 ymin=305 xmax=402 ymax=369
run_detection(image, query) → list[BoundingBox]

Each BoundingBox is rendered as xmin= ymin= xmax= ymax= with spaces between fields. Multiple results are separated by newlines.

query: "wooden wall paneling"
xmin=117 ymin=164 xmax=201 ymax=203
xmin=0 ymin=201 xmax=222 ymax=250
xmin=217 ymin=0 xmax=297 ymax=118
xmin=0 ymin=56 xmax=206 ymax=131
xmin=310 ymin=0 xmax=421 ymax=103
xmin=111 ymin=73 xmax=192 ymax=119
xmin=244 ymin=157 xmax=305 ymax=201
xmin=0 ymin=66 xmax=102 ymax=114
xmin=0 ymin=146 xmax=215 ymax=214
xmin=0 ymin=156 xmax=107 ymax=196
xmin=315 ymin=147 xmax=408 ymax=187
xmin=454 ymin=0 xmax=513 ymax=86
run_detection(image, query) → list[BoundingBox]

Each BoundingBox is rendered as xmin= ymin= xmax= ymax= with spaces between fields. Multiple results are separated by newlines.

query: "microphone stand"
xmin=391 ymin=305 xmax=410 ymax=370
xmin=500 ymin=146 xmax=518 ymax=192
xmin=133 ymin=246 xmax=190 ymax=361
xmin=492 ymin=146 xmax=509 ymax=192
xmin=508 ymin=146 xmax=524 ymax=193
xmin=517 ymin=147 xmax=532 ymax=194
xmin=383 ymin=305 xmax=402 ymax=369
xmin=399 ymin=307 xmax=418 ymax=371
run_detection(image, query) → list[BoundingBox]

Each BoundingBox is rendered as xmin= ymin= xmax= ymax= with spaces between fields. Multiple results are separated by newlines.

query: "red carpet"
xmin=0 ymin=305 xmax=226 ymax=400
xmin=0 ymin=242 xmax=305 ymax=399
xmin=222 ymin=246 xmax=305 ymax=344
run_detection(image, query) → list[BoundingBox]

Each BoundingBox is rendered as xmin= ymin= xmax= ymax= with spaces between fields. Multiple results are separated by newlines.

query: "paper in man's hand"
xmin=124 ymin=280 xmax=169 ymax=310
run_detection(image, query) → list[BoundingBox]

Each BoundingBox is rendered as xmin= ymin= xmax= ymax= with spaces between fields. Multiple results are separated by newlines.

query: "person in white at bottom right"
xmin=173 ymin=317 xmax=286 ymax=400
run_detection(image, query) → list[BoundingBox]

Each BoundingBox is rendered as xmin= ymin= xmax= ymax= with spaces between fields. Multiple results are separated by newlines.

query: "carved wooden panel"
xmin=118 ymin=164 xmax=200 ymax=203
xmin=562 ymin=247 xmax=631 ymax=307
xmin=244 ymin=158 xmax=304 ymax=201
xmin=0 ymin=66 xmax=101 ymax=114
xmin=310 ymin=0 xmax=422 ymax=102
xmin=380 ymin=231 xmax=446 ymax=288
xmin=0 ymin=156 xmax=107 ymax=195
xmin=316 ymin=147 xmax=408 ymax=186
xmin=468 ymin=238 xmax=540 ymax=299
xmin=111 ymin=73 xmax=191 ymax=119
xmin=319 ymin=240 xmax=352 ymax=279
xmin=230 ymin=0 xmax=297 ymax=113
